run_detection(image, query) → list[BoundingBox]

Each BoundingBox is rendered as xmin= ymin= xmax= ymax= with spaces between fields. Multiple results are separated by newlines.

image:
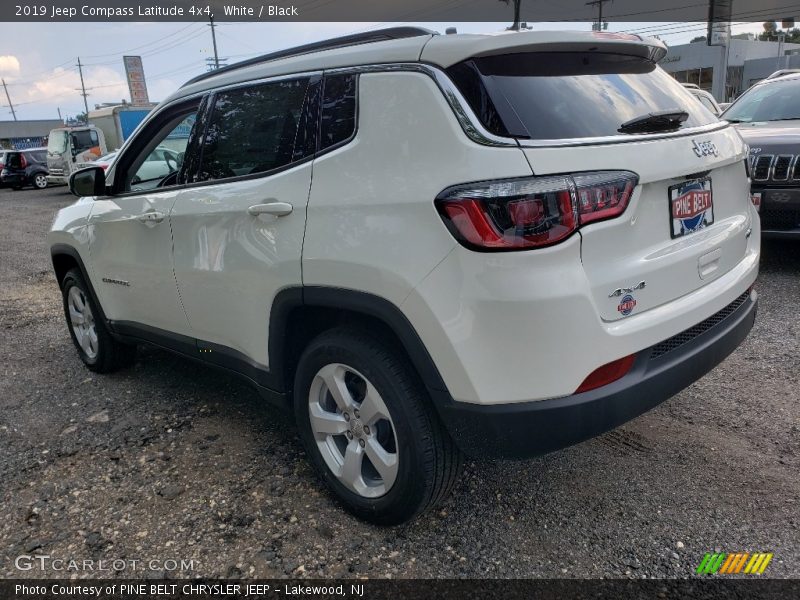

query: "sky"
xmin=0 ymin=20 xmax=771 ymax=121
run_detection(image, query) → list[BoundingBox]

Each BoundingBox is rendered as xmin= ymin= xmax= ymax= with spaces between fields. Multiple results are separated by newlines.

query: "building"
xmin=0 ymin=119 xmax=63 ymax=150
xmin=660 ymin=39 xmax=800 ymax=101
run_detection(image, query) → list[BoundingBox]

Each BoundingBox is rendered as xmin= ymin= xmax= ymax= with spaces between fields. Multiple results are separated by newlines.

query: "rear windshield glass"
xmin=447 ymin=52 xmax=717 ymax=140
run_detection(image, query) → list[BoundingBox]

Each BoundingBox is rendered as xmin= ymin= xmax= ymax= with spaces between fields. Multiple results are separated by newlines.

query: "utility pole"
xmin=586 ymin=0 xmax=612 ymax=31
xmin=57 ymin=107 xmax=62 ymax=122
xmin=209 ymin=16 xmax=220 ymax=69
xmin=1 ymin=78 xmax=17 ymax=121
xmin=76 ymin=57 xmax=90 ymax=120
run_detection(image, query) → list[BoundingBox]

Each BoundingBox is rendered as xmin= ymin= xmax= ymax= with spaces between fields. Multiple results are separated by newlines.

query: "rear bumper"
xmin=435 ymin=290 xmax=757 ymax=459
xmin=46 ymin=175 xmax=68 ymax=185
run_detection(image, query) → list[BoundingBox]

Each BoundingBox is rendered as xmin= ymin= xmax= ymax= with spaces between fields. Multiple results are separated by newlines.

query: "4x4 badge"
xmin=608 ymin=281 xmax=646 ymax=298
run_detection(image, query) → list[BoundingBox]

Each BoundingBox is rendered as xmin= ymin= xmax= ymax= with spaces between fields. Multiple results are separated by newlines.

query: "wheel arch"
xmin=50 ymin=244 xmax=109 ymax=324
xmin=271 ymin=286 xmax=449 ymax=398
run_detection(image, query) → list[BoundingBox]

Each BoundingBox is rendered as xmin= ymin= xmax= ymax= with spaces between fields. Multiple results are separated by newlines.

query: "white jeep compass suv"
xmin=48 ymin=28 xmax=759 ymax=524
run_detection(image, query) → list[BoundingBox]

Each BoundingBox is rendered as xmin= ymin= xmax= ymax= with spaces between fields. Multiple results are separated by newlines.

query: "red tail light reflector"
xmin=19 ymin=153 xmax=27 ymax=169
xmin=436 ymin=171 xmax=637 ymax=251
xmin=575 ymin=354 xmax=636 ymax=394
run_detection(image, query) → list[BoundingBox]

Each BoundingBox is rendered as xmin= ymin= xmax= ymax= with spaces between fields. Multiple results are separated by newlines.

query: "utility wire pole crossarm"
xmin=586 ymin=0 xmax=612 ymax=31
xmin=2 ymin=78 xmax=17 ymax=121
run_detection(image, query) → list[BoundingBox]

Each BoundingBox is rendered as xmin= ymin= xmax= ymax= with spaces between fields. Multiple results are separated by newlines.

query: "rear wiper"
xmin=618 ymin=109 xmax=689 ymax=134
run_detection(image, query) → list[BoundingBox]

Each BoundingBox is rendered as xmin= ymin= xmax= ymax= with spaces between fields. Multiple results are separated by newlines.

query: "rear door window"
xmin=195 ymin=77 xmax=310 ymax=182
xmin=448 ymin=52 xmax=717 ymax=141
xmin=320 ymin=73 xmax=357 ymax=151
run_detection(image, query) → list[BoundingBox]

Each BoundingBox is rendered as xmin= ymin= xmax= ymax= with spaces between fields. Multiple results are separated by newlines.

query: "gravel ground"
xmin=0 ymin=185 xmax=798 ymax=580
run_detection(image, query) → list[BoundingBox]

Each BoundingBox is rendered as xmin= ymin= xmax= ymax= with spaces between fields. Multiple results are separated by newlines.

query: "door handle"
xmin=247 ymin=201 xmax=293 ymax=217
xmin=137 ymin=210 xmax=165 ymax=224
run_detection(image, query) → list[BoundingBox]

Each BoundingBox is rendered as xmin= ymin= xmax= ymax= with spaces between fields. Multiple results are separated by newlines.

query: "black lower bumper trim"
xmin=434 ymin=292 xmax=757 ymax=459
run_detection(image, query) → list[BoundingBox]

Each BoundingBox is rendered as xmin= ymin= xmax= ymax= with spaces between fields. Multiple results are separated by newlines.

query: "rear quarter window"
xmin=448 ymin=52 xmax=717 ymax=141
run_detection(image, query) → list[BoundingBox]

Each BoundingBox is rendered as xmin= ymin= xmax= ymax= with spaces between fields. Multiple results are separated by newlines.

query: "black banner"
xmin=2 ymin=579 xmax=800 ymax=600
xmin=3 ymin=0 xmax=800 ymax=22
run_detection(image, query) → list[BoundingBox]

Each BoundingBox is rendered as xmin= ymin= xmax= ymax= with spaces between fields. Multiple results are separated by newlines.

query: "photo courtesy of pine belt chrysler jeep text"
xmin=48 ymin=28 xmax=759 ymax=525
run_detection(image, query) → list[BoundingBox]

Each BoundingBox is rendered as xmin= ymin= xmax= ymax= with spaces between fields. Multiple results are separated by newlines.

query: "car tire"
xmin=294 ymin=327 xmax=464 ymax=525
xmin=61 ymin=268 xmax=136 ymax=373
xmin=33 ymin=173 xmax=48 ymax=189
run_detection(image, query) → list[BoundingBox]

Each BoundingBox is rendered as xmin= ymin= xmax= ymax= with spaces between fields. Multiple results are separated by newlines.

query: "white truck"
xmin=46 ymin=105 xmax=153 ymax=185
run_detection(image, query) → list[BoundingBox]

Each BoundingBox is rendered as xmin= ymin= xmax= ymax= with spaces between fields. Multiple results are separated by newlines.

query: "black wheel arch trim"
xmin=50 ymin=244 xmax=109 ymax=325
xmin=269 ymin=286 xmax=449 ymax=395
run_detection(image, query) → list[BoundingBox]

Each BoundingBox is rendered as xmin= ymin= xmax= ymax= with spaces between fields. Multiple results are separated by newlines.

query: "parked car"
xmin=49 ymin=28 xmax=759 ymax=524
xmin=0 ymin=147 xmax=49 ymax=190
xmin=88 ymin=147 xmax=180 ymax=186
xmin=722 ymin=71 xmax=800 ymax=238
xmin=682 ymin=83 xmax=722 ymax=116
xmin=88 ymin=151 xmax=118 ymax=172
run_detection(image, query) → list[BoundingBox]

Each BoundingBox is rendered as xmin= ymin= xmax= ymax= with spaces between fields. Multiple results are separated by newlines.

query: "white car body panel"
xmin=302 ymin=72 xmax=532 ymax=306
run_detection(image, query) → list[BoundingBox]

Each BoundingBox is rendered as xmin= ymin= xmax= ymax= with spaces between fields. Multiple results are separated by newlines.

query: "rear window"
xmin=447 ymin=52 xmax=717 ymax=141
xmin=5 ymin=152 xmax=22 ymax=168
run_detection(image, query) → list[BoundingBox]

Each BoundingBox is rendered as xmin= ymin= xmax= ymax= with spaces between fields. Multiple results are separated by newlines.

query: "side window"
xmin=71 ymin=129 xmax=99 ymax=153
xmin=195 ymin=78 xmax=310 ymax=182
xmin=320 ymin=74 xmax=357 ymax=151
xmin=116 ymin=103 xmax=200 ymax=194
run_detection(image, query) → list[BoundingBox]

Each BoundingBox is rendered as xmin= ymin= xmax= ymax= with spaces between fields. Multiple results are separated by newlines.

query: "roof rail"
xmin=182 ymin=26 xmax=436 ymax=87
xmin=681 ymin=83 xmax=700 ymax=89
xmin=766 ymin=68 xmax=800 ymax=80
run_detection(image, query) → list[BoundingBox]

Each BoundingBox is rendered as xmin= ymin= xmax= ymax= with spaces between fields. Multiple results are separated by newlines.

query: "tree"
xmin=691 ymin=35 xmax=707 ymax=43
xmin=75 ymin=112 xmax=88 ymax=124
xmin=760 ymin=20 xmax=778 ymax=41
xmin=758 ymin=24 xmax=800 ymax=43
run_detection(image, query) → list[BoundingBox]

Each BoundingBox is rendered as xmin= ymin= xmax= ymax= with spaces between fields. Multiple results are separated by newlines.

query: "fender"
xmin=269 ymin=286 xmax=449 ymax=396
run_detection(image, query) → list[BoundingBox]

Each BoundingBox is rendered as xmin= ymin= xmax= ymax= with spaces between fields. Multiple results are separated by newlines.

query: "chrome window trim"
xmin=121 ymin=62 xmax=734 ymax=163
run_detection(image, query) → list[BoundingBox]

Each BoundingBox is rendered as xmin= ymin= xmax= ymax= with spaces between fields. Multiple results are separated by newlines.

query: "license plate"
xmin=669 ymin=178 xmax=714 ymax=239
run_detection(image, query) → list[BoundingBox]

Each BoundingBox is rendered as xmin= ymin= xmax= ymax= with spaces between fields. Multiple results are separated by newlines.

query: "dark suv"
xmin=0 ymin=148 xmax=49 ymax=190
xmin=723 ymin=72 xmax=800 ymax=238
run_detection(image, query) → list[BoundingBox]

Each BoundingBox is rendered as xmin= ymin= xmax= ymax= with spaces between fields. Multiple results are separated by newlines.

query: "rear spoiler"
xmin=421 ymin=30 xmax=667 ymax=69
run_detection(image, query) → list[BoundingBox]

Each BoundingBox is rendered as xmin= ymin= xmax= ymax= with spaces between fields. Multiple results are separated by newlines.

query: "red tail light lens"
xmin=19 ymin=153 xmax=27 ymax=169
xmin=575 ymin=354 xmax=636 ymax=394
xmin=436 ymin=171 xmax=637 ymax=251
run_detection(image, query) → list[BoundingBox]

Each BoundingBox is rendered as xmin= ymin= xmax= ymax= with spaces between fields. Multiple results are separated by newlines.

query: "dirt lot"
xmin=0 ymin=185 xmax=798 ymax=579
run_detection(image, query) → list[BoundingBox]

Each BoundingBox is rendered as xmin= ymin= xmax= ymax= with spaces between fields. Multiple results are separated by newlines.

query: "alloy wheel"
xmin=67 ymin=286 xmax=98 ymax=359
xmin=308 ymin=363 xmax=399 ymax=498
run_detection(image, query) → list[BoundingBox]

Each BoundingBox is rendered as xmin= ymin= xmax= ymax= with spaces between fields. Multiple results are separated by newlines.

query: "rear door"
xmin=170 ymin=74 xmax=320 ymax=374
xmin=446 ymin=50 xmax=751 ymax=321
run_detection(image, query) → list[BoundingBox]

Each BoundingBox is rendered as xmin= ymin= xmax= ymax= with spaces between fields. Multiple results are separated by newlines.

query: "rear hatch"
xmin=434 ymin=36 xmax=751 ymax=321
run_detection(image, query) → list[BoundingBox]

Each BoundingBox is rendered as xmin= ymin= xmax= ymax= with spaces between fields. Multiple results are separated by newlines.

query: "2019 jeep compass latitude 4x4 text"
xmin=48 ymin=28 xmax=759 ymax=524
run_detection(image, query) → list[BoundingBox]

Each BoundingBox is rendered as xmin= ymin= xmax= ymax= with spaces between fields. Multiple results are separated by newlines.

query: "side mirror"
xmin=69 ymin=166 xmax=106 ymax=197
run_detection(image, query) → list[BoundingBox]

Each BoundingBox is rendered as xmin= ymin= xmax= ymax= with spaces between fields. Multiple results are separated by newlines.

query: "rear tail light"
xmin=575 ymin=354 xmax=636 ymax=394
xmin=19 ymin=154 xmax=27 ymax=169
xmin=436 ymin=171 xmax=637 ymax=251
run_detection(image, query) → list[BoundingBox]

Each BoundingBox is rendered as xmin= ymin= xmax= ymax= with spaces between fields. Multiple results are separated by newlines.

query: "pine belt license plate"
xmin=669 ymin=177 xmax=714 ymax=239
